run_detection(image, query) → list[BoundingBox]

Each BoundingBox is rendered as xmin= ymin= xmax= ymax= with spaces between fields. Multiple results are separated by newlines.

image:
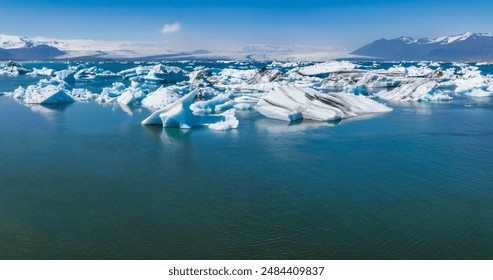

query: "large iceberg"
xmin=255 ymin=86 xmax=392 ymax=122
xmin=141 ymin=89 xmax=239 ymax=130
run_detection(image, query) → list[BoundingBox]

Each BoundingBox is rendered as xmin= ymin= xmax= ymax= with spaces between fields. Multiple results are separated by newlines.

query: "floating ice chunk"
xmin=141 ymin=89 xmax=239 ymax=130
xmin=453 ymin=67 xmax=492 ymax=96
xmin=54 ymin=70 xmax=76 ymax=83
xmin=387 ymin=65 xmax=436 ymax=77
xmin=323 ymin=70 xmax=402 ymax=95
xmin=0 ymin=61 xmax=29 ymax=75
xmin=28 ymin=67 xmax=55 ymax=77
xmin=247 ymin=67 xmax=282 ymax=84
xmin=233 ymin=95 xmax=260 ymax=110
xmin=216 ymin=68 xmax=257 ymax=85
xmin=70 ymin=88 xmax=96 ymax=102
xmin=117 ymin=82 xmax=148 ymax=106
xmin=255 ymin=86 xmax=392 ymax=122
xmin=464 ymin=88 xmax=492 ymax=97
xmin=189 ymin=69 xmax=210 ymax=86
xmin=120 ymin=64 xmax=188 ymax=84
xmin=297 ymin=61 xmax=356 ymax=76
xmin=98 ymin=82 xmax=127 ymax=103
xmin=207 ymin=109 xmax=239 ymax=130
xmin=151 ymin=65 xmax=188 ymax=83
xmin=75 ymin=67 xmax=98 ymax=80
xmin=377 ymin=79 xmax=451 ymax=101
xmin=190 ymin=93 xmax=235 ymax=114
xmin=141 ymin=86 xmax=182 ymax=109
xmin=13 ymin=83 xmax=74 ymax=104
xmin=197 ymin=87 xmax=220 ymax=98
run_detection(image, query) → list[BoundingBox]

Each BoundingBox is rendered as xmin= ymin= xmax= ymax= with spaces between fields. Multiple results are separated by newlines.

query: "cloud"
xmin=161 ymin=22 xmax=181 ymax=34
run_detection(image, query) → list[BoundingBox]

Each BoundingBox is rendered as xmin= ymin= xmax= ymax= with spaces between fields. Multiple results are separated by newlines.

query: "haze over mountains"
xmin=2 ymin=32 xmax=493 ymax=61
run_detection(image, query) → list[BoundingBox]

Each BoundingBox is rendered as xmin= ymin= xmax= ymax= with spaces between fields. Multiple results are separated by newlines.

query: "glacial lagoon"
xmin=0 ymin=60 xmax=492 ymax=259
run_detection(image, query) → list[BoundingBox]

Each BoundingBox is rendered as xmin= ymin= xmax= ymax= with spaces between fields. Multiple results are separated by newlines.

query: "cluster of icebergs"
xmin=1 ymin=60 xmax=493 ymax=130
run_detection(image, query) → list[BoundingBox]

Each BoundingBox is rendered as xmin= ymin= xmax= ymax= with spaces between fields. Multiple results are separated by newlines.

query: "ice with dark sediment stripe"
xmin=376 ymin=79 xmax=452 ymax=101
xmin=255 ymin=86 xmax=392 ymax=122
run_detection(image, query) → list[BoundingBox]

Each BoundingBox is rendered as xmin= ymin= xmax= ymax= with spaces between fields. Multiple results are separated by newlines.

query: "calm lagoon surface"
xmin=0 ymin=63 xmax=493 ymax=259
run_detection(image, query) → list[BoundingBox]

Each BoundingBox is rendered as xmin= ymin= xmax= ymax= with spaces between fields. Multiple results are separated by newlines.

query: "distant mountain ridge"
xmin=352 ymin=32 xmax=493 ymax=60
xmin=0 ymin=35 xmax=66 ymax=59
xmin=0 ymin=34 xmax=350 ymax=61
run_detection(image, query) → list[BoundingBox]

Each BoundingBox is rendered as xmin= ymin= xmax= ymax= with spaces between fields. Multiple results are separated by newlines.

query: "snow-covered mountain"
xmin=0 ymin=34 xmax=171 ymax=59
xmin=0 ymin=34 xmax=351 ymax=61
xmin=352 ymin=32 xmax=493 ymax=60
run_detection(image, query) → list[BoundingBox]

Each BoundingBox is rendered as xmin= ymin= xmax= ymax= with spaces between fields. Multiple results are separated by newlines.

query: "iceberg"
xmin=0 ymin=61 xmax=29 ymax=75
xmin=376 ymin=79 xmax=452 ymax=101
xmin=141 ymin=86 xmax=182 ymax=109
xmin=119 ymin=64 xmax=188 ymax=84
xmin=54 ymin=69 xmax=76 ymax=83
xmin=255 ymin=86 xmax=392 ymax=122
xmin=13 ymin=81 xmax=74 ymax=104
xmin=247 ymin=67 xmax=282 ymax=84
xmin=97 ymin=82 xmax=127 ymax=103
xmin=190 ymin=93 xmax=235 ymax=114
xmin=116 ymin=82 xmax=148 ymax=106
xmin=297 ymin=61 xmax=356 ymax=76
xmin=28 ymin=67 xmax=55 ymax=77
xmin=453 ymin=67 xmax=493 ymax=96
xmin=141 ymin=89 xmax=239 ymax=130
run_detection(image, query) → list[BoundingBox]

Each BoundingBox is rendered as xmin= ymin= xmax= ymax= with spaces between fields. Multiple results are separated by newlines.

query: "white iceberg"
xmin=54 ymin=69 xmax=76 ymax=83
xmin=119 ymin=64 xmax=188 ymax=84
xmin=0 ymin=61 xmax=29 ymax=75
xmin=97 ymin=82 xmax=127 ymax=103
xmin=255 ymin=86 xmax=392 ymax=122
xmin=190 ymin=93 xmax=235 ymax=114
xmin=141 ymin=86 xmax=182 ymax=109
xmin=453 ymin=67 xmax=493 ymax=96
xmin=28 ymin=67 xmax=55 ymax=77
xmin=116 ymin=82 xmax=148 ymax=106
xmin=13 ymin=81 xmax=74 ymax=104
xmin=297 ymin=61 xmax=356 ymax=76
xmin=141 ymin=89 xmax=239 ymax=130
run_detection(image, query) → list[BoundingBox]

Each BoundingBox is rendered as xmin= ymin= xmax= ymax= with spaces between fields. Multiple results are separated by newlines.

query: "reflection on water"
xmin=255 ymin=118 xmax=338 ymax=133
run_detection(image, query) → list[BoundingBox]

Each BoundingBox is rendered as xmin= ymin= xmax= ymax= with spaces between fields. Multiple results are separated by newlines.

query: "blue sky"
xmin=1 ymin=0 xmax=493 ymax=49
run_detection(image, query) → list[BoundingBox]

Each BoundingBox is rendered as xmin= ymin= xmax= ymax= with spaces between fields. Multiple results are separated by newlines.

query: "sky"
xmin=1 ymin=0 xmax=493 ymax=50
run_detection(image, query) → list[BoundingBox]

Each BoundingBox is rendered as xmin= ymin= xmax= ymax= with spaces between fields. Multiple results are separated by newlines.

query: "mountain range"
xmin=2 ymin=32 xmax=493 ymax=61
xmin=352 ymin=32 xmax=493 ymax=60
xmin=0 ymin=34 xmax=349 ymax=61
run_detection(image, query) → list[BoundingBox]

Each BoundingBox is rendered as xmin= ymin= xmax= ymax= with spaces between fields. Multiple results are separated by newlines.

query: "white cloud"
xmin=161 ymin=22 xmax=181 ymax=34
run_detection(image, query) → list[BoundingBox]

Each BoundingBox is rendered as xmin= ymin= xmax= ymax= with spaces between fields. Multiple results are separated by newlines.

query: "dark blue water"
xmin=0 ymin=62 xmax=493 ymax=259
